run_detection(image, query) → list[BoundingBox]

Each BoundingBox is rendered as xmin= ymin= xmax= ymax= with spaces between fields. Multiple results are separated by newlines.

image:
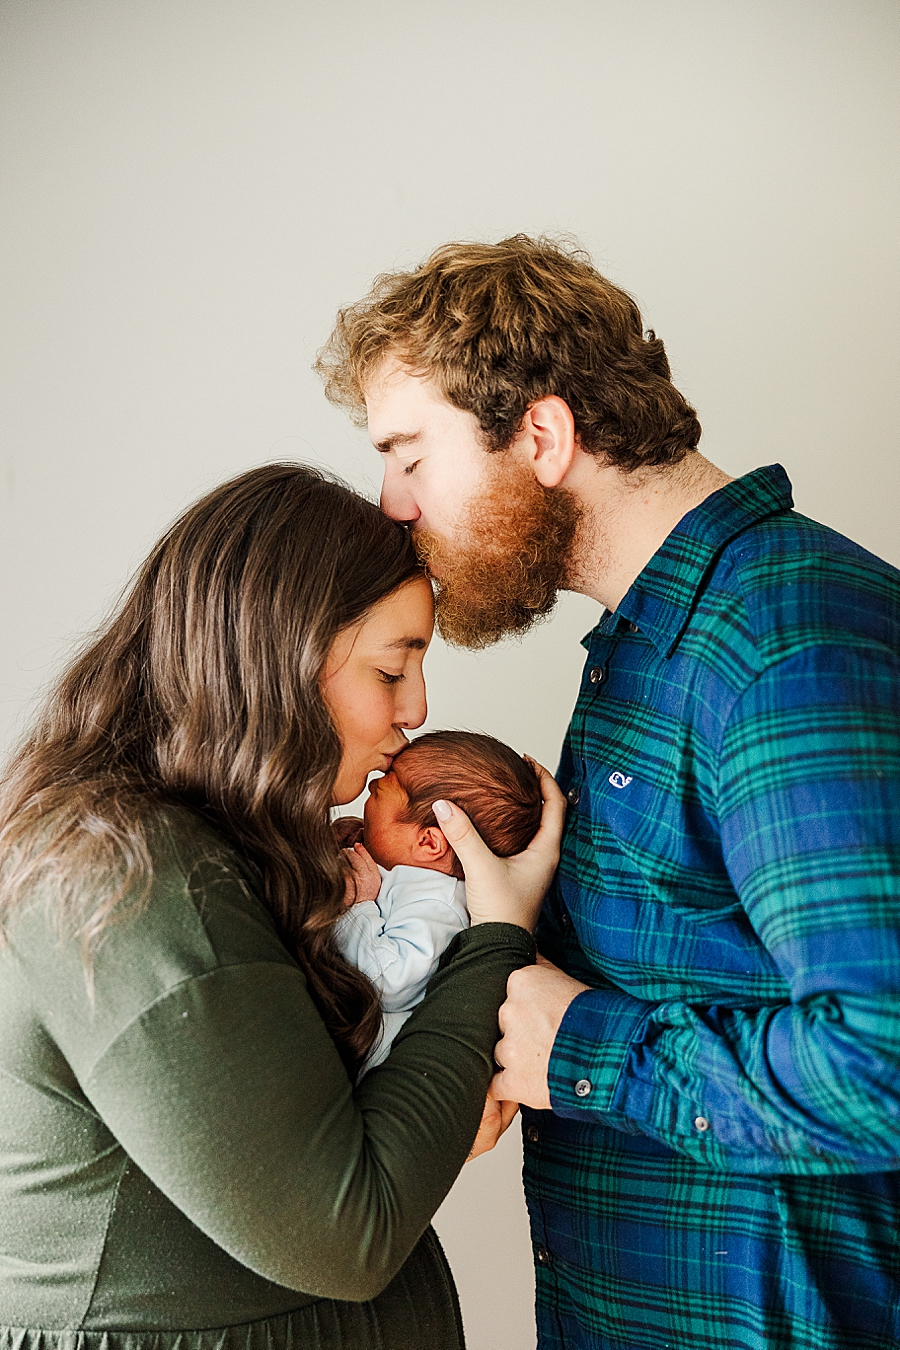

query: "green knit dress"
xmin=0 ymin=807 xmax=535 ymax=1348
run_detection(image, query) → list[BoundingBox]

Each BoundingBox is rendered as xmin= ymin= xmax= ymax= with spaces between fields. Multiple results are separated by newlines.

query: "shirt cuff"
xmin=548 ymin=987 xmax=654 ymax=1120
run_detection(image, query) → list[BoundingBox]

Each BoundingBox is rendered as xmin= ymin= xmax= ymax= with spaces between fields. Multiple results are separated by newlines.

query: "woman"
xmin=0 ymin=464 xmax=563 ymax=1349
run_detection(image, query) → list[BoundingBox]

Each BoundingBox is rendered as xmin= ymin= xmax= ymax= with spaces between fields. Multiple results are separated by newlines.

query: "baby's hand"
xmin=333 ymin=815 xmax=365 ymax=848
xmin=342 ymin=842 xmax=382 ymax=906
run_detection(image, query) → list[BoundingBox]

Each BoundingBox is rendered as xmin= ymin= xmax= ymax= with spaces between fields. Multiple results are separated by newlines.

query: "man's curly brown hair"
xmin=316 ymin=234 xmax=701 ymax=473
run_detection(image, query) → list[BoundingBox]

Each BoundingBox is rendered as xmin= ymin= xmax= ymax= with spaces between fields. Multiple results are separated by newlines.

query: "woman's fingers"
xmin=499 ymin=1099 xmax=520 ymax=1131
xmin=432 ymin=800 xmax=496 ymax=872
xmin=525 ymin=760 xmax=567 ymax=855
xmin=466 ymin=1094 xmax=520 ymax=1160
xmin=431 ymin=762 xmax=565 ymax=930
xmin=433 ymin=800 xmax=524 ymax=926
xmin=466 ymin=1095 xmax=503 ymax=1161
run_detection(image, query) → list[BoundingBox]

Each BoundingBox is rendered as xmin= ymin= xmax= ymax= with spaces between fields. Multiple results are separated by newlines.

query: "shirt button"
xmin=694 ymin=1116 xmax=710 ymax=1132
xmin=566 ymin=786 xmax=580 ymax=806
xmin=575 ymin=1079 xmax=592 ymax=1098
xmin=526 ymin=1125 xmax=540 ymax=1144
xmin=589 ymin=665 xmax=605 ymax=684
xmin=560 ymin=909 xmax=571 ymax=929
xmin=629 ymin=622 xmax=639 ymax=633
xmin=536 ymin=1247 xmax=551 ymax=1265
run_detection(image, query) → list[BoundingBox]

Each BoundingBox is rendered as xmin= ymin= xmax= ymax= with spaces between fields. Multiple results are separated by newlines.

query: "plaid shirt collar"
xmin=588 ymin=463 xmax=795 ymax=658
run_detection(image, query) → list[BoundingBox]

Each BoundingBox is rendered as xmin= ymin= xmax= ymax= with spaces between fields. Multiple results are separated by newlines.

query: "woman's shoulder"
xmin=146 ymin=800 xmax=261 ymax=899
xmin=126 ymin=801 xmax=294 ymax=972
xmin=0 ymin=801 xmax=304 ymax=1102
xmin=6 ymin=801 xmax=296 ymax=1035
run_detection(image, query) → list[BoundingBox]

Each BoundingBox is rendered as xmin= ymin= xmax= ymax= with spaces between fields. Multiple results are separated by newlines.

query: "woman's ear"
xmin=412 ymin=825 xmax=455 ymax=870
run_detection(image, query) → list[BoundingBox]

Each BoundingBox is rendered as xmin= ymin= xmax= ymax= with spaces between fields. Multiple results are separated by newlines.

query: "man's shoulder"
xmin=726 ymin=508 xmax=900 ymax=590
xmin=706 ymin=508 xmax=900 ymax=669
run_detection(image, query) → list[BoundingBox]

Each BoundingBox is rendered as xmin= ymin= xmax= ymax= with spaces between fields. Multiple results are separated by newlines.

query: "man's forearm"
xmin=547 ymin=983 xmax=900 ymax=1175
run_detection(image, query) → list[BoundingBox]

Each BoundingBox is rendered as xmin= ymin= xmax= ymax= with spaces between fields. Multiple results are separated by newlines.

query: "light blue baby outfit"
xmin=336 ymin=864 xmax=469 ymax=1070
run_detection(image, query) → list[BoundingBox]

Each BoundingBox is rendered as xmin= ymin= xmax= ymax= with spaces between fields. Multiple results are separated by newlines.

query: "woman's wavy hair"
xmin=316 ymin=234 xmax=701 ymax=472
xmin=0 ymin=463 xmax=422 ymax=1074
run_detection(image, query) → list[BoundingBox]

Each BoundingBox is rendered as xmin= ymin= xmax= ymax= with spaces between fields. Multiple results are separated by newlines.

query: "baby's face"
xmin=362 ymin=770 xmax=427 ymax=870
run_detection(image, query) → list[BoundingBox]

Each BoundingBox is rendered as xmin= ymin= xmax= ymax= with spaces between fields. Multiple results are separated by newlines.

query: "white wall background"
xmin=1 ymin=3 xmax=898 ymax=1346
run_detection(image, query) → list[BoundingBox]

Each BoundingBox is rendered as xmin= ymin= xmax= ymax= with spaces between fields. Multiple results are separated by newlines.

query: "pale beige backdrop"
xmin=1 ymin=2 xmax=898 ymax=1347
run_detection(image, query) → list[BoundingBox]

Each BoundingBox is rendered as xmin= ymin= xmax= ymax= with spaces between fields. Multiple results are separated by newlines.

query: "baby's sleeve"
xmin=335 ymin=872 xmax=469 ymax=1014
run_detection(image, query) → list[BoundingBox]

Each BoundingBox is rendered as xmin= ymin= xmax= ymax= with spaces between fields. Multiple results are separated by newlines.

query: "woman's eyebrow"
xmin=381 ymin=637 xmax=429 ymax=651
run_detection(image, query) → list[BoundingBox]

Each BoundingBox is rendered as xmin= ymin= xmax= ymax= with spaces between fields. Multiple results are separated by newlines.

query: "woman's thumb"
xmin=432 ymin=800 xmax=492 ymax=869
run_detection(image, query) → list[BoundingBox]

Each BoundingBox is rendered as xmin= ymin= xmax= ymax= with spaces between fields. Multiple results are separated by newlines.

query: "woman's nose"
xmin=396 ymin=674 xmax=427 ymax=730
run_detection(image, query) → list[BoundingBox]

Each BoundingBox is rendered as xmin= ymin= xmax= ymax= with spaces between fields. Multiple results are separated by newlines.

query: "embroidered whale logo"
xmin=608 ymin=772 xmax=633 ymax=790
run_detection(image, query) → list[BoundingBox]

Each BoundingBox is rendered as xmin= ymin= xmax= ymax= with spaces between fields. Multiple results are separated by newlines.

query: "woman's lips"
xmin=382 ymin=741 xmax=409 ymax=767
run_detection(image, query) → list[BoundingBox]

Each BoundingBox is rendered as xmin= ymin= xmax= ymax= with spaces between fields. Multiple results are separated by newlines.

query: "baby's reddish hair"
xmin=391 ymin=731 xmax=542 ymax=880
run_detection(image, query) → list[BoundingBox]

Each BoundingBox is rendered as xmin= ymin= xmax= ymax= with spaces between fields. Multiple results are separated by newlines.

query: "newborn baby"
xmin=335 ymin=730 xmax=542 ymax=1071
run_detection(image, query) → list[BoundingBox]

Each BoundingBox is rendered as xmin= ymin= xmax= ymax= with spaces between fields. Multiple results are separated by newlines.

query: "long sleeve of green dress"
xmin=0 ymin=806 xmax=535 ymax=1347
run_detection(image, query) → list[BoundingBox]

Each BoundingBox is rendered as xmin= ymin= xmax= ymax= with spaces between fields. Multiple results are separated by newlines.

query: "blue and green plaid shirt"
xmin=525 ymin=465 xmax=900 ymax=1350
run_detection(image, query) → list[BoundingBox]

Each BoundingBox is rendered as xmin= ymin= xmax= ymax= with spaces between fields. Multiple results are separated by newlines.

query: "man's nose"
xmin=380 ymin=466 xmax=421 ymax=525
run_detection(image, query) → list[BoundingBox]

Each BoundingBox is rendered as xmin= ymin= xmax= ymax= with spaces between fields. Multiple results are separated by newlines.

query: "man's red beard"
xmin=412 ymin=458 xmax=583 ymax=650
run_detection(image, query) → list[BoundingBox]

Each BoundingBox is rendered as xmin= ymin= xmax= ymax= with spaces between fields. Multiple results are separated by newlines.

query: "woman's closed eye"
xmin=377 ymin=670 xmax=404 ymax=684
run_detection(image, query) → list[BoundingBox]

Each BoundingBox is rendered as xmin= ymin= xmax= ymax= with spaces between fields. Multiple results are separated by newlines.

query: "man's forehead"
xmin=364 ymin=358 xmax=425 ymax=413
xmin=364 ymin=361 xmax=457 ymax=442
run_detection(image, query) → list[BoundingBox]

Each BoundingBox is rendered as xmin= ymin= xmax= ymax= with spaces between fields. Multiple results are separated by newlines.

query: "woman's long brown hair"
xmin=0 ymin=463 xmax=422 ymax=1073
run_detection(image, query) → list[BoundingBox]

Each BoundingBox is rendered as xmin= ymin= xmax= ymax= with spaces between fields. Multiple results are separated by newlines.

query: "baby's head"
xmin=362 ymin=731 xmax=542 ymax=879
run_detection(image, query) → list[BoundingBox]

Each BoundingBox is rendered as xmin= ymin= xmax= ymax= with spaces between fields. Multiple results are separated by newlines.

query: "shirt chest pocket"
xmin=582 ymin=759 xmax=745 ymax=925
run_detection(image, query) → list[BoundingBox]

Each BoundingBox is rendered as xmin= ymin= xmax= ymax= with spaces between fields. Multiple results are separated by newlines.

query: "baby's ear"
xmin=413 ymin=825 xmax=455 ymax=867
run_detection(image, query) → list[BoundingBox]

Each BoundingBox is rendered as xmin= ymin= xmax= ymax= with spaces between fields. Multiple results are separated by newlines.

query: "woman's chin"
xmin=331 ymin=775 xmax=369 ymax=809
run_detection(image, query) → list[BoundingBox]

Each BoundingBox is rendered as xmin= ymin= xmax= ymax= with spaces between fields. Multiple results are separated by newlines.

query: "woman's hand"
xmin=466 ymin=1093 xmax=520 ymax=1161
xmin=432 ymin=759 xmax=565 ymax=931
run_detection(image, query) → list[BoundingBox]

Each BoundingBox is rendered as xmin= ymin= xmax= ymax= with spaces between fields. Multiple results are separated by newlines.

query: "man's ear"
xmin=516 ymin=395 xmax=578 ymax=489
xmin=413 ymin=825 xmax=455 ymax=867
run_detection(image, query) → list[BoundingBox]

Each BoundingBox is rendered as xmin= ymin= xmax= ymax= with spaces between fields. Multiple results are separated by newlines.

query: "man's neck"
xmin=565 ymin=452 xmax=733 ymax=611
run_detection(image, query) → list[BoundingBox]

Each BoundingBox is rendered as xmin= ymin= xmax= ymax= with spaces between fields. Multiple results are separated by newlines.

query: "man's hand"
xmin=491 ymin=956 xmax=590 ymax=1110
xmin=342 ymin=842 xmax=382 ymax=906
xmin=466 ymin=1094 xmax=520 ymax=1161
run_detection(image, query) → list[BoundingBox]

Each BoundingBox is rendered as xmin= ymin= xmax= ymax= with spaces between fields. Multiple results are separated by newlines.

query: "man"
xmin=317 ymin=236 xmax=900 ymax=1350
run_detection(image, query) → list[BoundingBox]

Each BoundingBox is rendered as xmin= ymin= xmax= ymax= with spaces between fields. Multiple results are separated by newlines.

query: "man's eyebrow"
xmin=381 ymin=637 xmax=429 ymax=651
xmin=375 ymin=431 xmax=420 ymax=454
